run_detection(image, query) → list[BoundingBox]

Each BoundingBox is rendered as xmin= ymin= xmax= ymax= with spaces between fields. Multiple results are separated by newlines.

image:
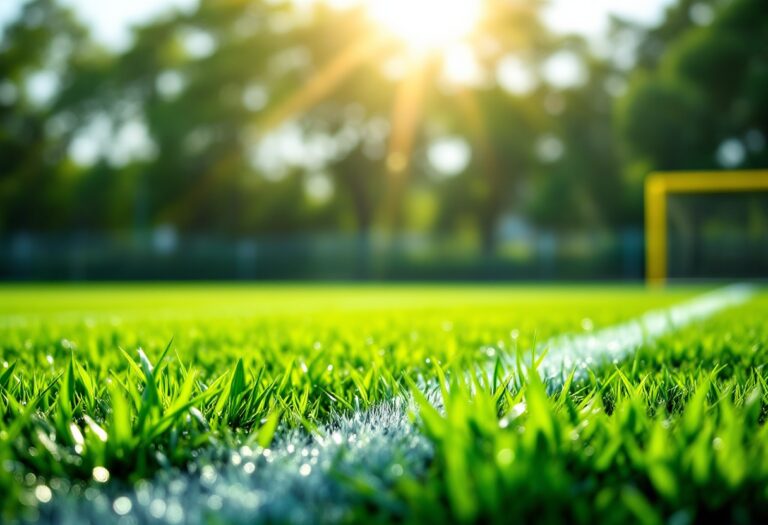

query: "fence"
xmin=0 ymin=229 xmax=647 ymax=281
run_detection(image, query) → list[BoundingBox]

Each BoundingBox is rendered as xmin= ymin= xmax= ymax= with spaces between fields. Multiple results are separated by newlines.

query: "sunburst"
xmin=368 ymin=0 xmax=482 ymax=52
xmin=258 ymin=0 xmax=496 ymax=225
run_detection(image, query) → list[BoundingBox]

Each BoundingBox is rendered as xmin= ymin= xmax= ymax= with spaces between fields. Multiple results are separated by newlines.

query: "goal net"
xmin=645 ymin=171 xmax=768 ymax=284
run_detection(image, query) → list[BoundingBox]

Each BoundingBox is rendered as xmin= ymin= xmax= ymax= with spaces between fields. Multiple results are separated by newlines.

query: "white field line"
xmin=39 ymin=285 xmax=755 ymax=525
xmin=533 ymin=283 xmax=755 ymax=387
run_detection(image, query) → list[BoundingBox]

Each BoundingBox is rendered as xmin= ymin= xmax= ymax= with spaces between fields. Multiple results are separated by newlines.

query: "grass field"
xmin=1 ymin=284 xmax=767 ymax=524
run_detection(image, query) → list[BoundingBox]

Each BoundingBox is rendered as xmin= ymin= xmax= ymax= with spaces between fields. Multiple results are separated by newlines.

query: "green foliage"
xmin=4 ymin=0 xmax=765 ymax=239
xmin=621 ymin=0 xmax=768 ymax=172
xmin=0 ymin=0 xmax=647 ymax=240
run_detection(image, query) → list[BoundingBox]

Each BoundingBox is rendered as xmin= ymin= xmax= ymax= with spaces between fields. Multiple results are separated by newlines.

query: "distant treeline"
xmin=0 ymin=0 xmax=766 ymax=255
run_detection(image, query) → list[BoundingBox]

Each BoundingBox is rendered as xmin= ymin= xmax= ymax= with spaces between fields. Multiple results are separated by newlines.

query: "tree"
xmin=0 ymin=0 xmax=95 ymax=232
xmin=620 ymin=0 xmax=768 ymax=179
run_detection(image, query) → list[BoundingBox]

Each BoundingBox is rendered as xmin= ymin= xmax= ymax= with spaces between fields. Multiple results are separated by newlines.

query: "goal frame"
xmin=645 ymin=170 xmax=768 ymax=286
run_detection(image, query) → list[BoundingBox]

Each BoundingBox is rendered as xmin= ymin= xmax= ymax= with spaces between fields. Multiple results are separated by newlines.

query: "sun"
xmin=367 ymin=0 xmax=483 ymax=51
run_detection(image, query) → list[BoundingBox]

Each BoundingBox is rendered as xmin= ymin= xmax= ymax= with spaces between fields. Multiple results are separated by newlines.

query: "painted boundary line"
xmin=39 ymin=285 xmax=756 ymax=525
xmin=534 ymin=284 xmax=756 ymax=387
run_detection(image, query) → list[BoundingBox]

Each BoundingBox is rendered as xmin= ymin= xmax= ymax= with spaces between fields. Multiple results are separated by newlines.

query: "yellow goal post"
xmin=645 ymin=170 xmax=768 ymax=286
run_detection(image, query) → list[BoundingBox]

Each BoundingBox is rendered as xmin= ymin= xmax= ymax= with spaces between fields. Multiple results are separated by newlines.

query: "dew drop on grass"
xmin=113 ymin=496 xmax=132 ymax=515
xmin=34 ymin=485 xmax=52 ymax=503
xmin=166 ymin=501 xmax=184 ymax=524
xmin=299 ymin=464 xmax=312 ymax=476
xmin=149 ymin=499 xmax=166 ymax=518
xmin=136 ymin=481 xmax=151 ymax=506
xmin=207 ymin=494 xmax=223 ymax=511
xmin=496 ymin=449 xmax=514 ymax=466
xmin=48 ymin=478 xmax=65 ymax=492
xmin=92 ymin=466 xmax=110 ymax=483
xmin=201 ymin=465 xmax=217 ymax=486
xmin=508 ymin=402 xmax=527 ymax=420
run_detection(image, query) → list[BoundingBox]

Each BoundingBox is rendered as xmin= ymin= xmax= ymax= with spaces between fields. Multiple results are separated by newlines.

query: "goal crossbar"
xmin=645 ymin=170 xmax=768 ymax=286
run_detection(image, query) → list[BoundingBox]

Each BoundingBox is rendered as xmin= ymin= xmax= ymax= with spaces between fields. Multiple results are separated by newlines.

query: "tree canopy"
xmin=0 ymin=0 xmax=764 ymax=249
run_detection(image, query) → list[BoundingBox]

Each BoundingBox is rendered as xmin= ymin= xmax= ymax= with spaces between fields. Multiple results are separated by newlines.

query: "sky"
xmin=0 ymin=0 xmax=676 ymax=50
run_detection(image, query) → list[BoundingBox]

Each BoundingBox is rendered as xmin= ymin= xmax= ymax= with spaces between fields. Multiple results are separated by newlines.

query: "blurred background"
xmin=0 ymin=0 xmax=766 ymax=281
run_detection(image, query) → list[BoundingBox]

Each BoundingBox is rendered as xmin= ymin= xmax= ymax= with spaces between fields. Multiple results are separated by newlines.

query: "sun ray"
xmin=257 ymin=33 xmax=386 ymax=134
xmin=382 ymin=56 xmax=434 ymax=229
xmin=385 ymin=61 xmax=430 ymax=175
